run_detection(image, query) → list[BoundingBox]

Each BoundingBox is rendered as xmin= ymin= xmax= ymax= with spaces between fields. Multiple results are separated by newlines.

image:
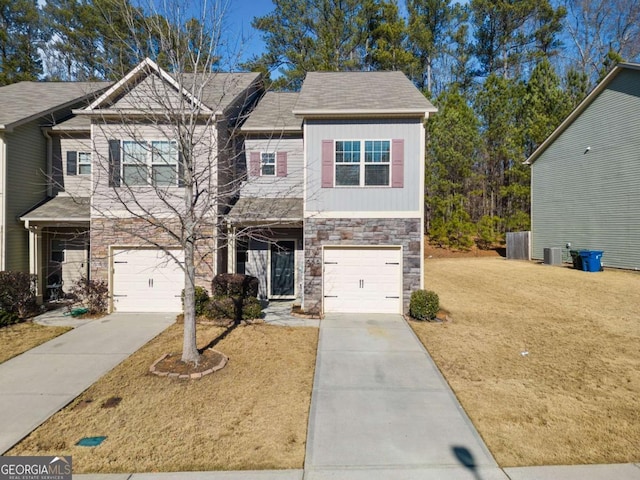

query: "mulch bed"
xmin=150 ymin=348 xmax=228 ymax=379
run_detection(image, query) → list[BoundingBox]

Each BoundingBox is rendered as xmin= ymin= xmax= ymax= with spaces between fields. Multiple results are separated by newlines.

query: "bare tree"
xmin=562 ymin=0 xmax=640 ymax=83
xmin=73 ymin=0 xmax=263 ymax=364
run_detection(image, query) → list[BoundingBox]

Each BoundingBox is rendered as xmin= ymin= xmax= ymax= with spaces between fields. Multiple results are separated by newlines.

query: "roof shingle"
xmin=294 ymin=71 xmax=436 ymax=117
xmin=241 ymin=92 xmax=301 ymax=132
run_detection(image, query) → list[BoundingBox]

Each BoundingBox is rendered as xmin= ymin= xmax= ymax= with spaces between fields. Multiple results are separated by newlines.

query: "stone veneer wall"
xmin=90 ymin=217 xmax=216 ymax=291
xmin=303 ymin=218 xmax=421 ymax=315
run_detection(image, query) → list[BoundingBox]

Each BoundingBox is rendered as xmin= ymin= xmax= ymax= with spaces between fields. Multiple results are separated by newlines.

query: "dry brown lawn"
xmin=0 ymin=322 xmax=71 ymax=364
xmin=411 ymin=258 xmax=640 ymax=467
xmin=8 ymin=323 xmax=318 ymax=473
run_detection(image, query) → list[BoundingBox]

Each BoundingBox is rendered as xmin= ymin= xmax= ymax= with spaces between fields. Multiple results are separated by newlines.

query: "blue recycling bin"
xmin=578 ymin=250 xmax=604 ymax=272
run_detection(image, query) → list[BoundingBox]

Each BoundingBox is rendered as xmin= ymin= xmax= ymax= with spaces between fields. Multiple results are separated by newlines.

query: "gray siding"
xmin=304 ymin=118 xmax=423 ymax=214
xmin=241 ymin=136 xmax=304 ymax=198
xmin=531 ymin=69 xmax=640 ymax=270
xmin=5 ymin=121 xmax=47 ymax=271
xmin=52 ymin=134 xmax=92 ymax=197
xmin=113 ymin=75 xmax=184 ymax=111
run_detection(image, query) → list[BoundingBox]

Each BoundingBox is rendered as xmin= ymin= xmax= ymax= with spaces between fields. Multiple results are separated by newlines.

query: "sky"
xmin=219 ymin=0 xmax=274 ymax=63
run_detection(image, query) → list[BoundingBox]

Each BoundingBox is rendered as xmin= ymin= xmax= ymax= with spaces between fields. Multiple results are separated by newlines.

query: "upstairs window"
xmin=121 ymin=140 xmax=178 ymax=186
xmin=334 ymin=140 xmax=390 ymax=187
xmin=77 ymin=152 xmax=92 ymax=175
xmin=261 ymin=152 xmax=276 ymax=176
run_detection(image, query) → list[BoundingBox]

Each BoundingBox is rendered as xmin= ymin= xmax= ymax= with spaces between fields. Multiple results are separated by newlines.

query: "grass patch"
xmin=8 ymin=323 xmax=318 ymax=473
xmin=0 ymin=323 xmax=71 ymax=364
xmin=411 ymin=258 xmax=640 ymax=467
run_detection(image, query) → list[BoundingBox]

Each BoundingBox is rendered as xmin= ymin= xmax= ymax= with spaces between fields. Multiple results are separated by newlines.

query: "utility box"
xmin=543 ymin=247 xmax=562 ymax=265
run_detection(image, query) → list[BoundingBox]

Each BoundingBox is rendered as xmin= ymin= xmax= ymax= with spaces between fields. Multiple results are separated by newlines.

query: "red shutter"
xmin=391 ymin=139 xmax=404 ymax=188
xmin=249 ymin=152 xmax=260 ymax=177
xmin=277 ymin=152 xmax=287 ymax=177
xmin=321 ymin=140 xmax=334 ymax=188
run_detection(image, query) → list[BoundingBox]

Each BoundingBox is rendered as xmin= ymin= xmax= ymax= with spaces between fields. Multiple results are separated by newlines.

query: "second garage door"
xmin=323 ymin=247 xmax=402 ymax=314
xmin=112 ymin=248 xmax=184 ymax=312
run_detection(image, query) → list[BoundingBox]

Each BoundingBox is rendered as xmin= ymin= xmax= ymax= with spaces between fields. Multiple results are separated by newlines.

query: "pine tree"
xmin=0 ymin=0 xmax=47 ymax=85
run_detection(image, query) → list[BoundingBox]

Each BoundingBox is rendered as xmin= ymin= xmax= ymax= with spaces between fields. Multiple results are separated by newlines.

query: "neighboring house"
xmin=526 ymin=63 xmax=640 ymax=270
xmin=229 ymin=72 xmax=436 ymax=314
xmin=0 ymin=82 xmax=111 ymax=300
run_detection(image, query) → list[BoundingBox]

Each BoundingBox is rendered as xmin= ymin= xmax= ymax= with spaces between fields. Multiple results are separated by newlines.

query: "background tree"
xmin=0 ymin=0 xmax=47 ymax=85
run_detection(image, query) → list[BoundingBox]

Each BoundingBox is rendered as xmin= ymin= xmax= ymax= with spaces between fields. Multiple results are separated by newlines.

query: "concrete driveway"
xmin=304 ymin=313 xmax=508 ymax=480
xmin=0 ymin=313 xmax=175 ymax=454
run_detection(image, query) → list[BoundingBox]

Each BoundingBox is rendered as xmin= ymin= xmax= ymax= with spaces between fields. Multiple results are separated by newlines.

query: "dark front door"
xmin=271 ymin=241 xmax=295 ymax=297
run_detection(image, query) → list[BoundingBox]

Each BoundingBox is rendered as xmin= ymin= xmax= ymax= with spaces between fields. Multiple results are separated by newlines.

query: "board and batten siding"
xmin=304 ymin=118 xmax=423 ymax=214
xmin=531 ymin=68 xmax=640 ymax=270
xmin=241 ymin=136 xmax=304 ymax=198
xmin=4 ymin=121 xmax=47 ymax=271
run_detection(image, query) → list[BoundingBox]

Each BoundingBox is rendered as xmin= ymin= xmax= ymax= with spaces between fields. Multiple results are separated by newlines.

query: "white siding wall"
xmin=304 ymin=118 xmax=423 ymax=214
xmin=52 ymin=134 xmax=93 ymax=197
xmin=91 ymin=121 xmax=217 ymax=218
xmin=241 ymin=136 xmax=304 ymax=198
xmin=531 ymin=69 xmax=640 ymax=270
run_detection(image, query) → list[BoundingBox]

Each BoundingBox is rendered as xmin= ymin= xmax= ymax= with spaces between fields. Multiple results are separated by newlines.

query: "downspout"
xmin=0 ymin=131 xmax=6 ymax=271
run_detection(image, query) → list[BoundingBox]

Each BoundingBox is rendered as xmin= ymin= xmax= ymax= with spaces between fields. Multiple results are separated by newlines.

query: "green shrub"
xmin=0 ymin=271 xmax=37 ymax=319
xmin=68 ymin=277 xmax=108 ymax=314
xmin=203 ymin=296 xmax=235 ymax=320
xmin=241 ymin=297 xmax=263 ymax=320
xmin=410 ymin=289 xmax=440 ymax=321
xmin=0 ymin=310 xmax=20 ymax=327
xmin=182 ymin=286 xmax=210 ymax=316
xmin=212 ymin=273 xmax=259 ymax=298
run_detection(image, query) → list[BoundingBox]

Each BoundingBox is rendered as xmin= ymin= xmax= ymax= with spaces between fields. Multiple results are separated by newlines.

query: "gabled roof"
xmin=0 ymin=81 xmax=111 ymax=131
xmin=79 ymin=57 xmax=261 ymax=117
xmin=241 ymin=92 xmax=301 ymax=133
xmin=293 ymin=71 xmax=437 ymax=118
xmin=50 ymin=115 xmax=91 ymax=132
xmin=525 ymin=62 xmax=640 ymax=165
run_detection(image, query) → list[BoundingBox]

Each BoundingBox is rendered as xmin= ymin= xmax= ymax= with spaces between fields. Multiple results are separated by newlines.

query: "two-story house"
xmin=21 ymin=59 xmax=262 ymax=310
xmin=229 ymin=72 xmax=436 ymax=314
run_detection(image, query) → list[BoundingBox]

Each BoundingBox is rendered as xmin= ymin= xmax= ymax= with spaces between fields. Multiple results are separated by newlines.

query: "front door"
xmin=271 ymin=241 xmax=295 ymax=297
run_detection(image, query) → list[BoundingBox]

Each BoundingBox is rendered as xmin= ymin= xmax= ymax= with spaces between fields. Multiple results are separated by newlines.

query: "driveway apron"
xmin=304 ymin=314 xmax=507 ymax=480
xmin=0 ymin=313 xmax=174 ymax=454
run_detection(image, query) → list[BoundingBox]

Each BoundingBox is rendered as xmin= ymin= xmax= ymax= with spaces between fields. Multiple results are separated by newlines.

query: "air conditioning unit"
xmin=543 ymin=247 xmax=562 ymax=265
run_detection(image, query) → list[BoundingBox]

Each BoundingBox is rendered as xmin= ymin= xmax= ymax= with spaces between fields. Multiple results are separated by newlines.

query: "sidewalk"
xmin=0 ymin=313 xmax=174 ymax=454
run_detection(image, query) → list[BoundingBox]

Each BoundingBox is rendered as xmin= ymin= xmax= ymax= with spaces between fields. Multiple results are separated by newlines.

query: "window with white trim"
xmin=122 ymin=140 xmax=178 ymax=186
xmin=78 ymin=152 xmax=92 ymax=175
xmin=335 ymin=140 xmax=390 ymax=186
xmin=261 ymin=152 xmax=276 ymax=176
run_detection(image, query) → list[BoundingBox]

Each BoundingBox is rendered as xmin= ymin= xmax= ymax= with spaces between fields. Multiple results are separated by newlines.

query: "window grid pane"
xmin=364 ymin=140 xmax=390 ymax=163
xmin=336 ymin=141 xmax=361 ymax=163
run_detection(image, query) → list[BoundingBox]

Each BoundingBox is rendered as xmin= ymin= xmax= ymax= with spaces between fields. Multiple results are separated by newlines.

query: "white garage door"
xmin=112 ymin=248 xmax=184 ymax=312
xmin=323 ymin=247 xmax=402 ymax=314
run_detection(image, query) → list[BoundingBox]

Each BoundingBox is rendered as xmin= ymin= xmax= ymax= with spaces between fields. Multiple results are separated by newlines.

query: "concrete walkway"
xmin=0 ymin=313 xmax=174 ymax=454
xmin=304 ymin=313 xmax=506 ymax=479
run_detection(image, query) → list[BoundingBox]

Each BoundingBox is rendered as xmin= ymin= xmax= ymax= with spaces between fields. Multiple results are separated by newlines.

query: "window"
xmin=78 ymin=152 xmax=92 ymax=175
xmin=122 ymin=140 xmax=178 ymax=186
xmin=335 ymin=140 xmax=390 ymax=187
xmin=51 ymin=239 xmax=65 ymax=263
xmin=261 ymin=152 xmax=276 ymax=176
xmin=151 ymin=141 xmax=178 ymax=186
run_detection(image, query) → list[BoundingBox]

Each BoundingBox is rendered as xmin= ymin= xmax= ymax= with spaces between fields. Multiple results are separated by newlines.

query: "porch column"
xmin=227 ymin=225 xmax=236 ymax=274
xmin=28 ymin=225 xmax=44 ymax=304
